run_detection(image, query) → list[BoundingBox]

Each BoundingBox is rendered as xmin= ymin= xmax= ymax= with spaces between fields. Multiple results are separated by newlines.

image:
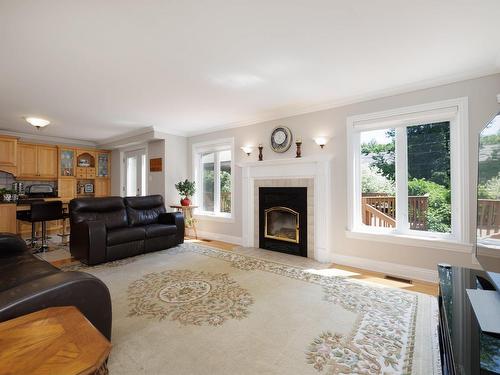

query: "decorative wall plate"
xmin=270 ymin=126 xmax=293 ymax=153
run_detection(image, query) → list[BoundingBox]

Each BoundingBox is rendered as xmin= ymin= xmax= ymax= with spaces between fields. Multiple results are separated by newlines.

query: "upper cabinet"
xmin=0 ymin=136 xmax=17 ymax=175
xmin=17 ymin=143 xmax=37 ymax=177
xmin=36 ymin=145 xmax=58 ymax=178
xmin=59 ymin=147 xmax=76 ymax=177
xmin=97 ymin=151 xmax=110 ymax=177
xmin=17 ymin=143 xmax=57 ymax=179
xmin=75 ymin=150 xmax=96 ymax=179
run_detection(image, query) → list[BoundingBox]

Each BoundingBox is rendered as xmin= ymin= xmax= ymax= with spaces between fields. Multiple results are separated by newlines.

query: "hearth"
xmin=259 ymin=187 xmax=307 ymax=257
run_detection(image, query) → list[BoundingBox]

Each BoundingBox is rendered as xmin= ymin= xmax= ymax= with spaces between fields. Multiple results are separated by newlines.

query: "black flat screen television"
xmin=477 ymin=112 xmax=500 ymax=286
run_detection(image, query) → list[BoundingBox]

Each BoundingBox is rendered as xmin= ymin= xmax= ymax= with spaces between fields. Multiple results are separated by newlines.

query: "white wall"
xmin=164 ymin=134 xmax=188 ymax=206
xmin=109 ymin=136 xmax=188 ymax=208
xmin=188 ymin=73 xmax=500 ymax=274
xmin=147 ymin=139 xmax=166 ymax=197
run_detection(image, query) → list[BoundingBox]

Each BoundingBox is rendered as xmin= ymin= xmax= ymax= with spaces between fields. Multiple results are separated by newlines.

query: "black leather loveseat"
xmin=0 ymin=233 xmax=112 ymax=339
xmin=69 ymin=195 xmax=184 ymax=266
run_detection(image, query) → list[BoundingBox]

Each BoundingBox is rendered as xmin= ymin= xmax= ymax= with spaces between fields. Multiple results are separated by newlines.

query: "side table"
xmin=170 ymin=205 xmax=198 ymax=239
xmin=0 ymin=306 xmax=111 ymax=375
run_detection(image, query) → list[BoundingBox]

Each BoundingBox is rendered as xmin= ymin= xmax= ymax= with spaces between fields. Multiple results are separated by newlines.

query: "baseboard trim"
xmin=195 ymin=230 xmax=242 ymax=246
xmin=331 ymin=253 xmax=438 ymax=283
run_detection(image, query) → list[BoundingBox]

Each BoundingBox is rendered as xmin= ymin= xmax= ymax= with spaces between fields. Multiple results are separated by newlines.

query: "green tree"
xmin=361 ymin=122 xmax=450 ymax=187
xmin=361 ymin=132 xmax=395 ymax=181
xmin=408 ymin=178 xmax=451 ymax=232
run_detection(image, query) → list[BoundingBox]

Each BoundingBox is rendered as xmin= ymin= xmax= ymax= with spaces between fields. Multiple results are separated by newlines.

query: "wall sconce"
xmin=240 ymin=146 xmax=253 ymax=156
xmin=314 ymin=136 xmax=330 ymax=149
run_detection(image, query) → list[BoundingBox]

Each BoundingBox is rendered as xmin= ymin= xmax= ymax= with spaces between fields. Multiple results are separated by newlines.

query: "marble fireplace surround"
xmin=240 ymin=156 xmax=332 ymax=262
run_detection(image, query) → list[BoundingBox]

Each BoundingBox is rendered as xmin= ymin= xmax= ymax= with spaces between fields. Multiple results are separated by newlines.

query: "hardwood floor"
xmin=187 ymin=237 xmax=438 ymax=296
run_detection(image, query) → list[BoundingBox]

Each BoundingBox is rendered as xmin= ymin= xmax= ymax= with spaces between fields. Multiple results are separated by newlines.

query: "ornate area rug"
xmin=61 ymin=243 xmax=441 ymax=375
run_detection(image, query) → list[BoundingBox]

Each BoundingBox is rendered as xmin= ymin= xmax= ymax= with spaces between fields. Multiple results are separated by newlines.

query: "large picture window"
xmin=193 ymin=139 xmax=234 ymax=219
xmin=347 ymin=98 xmax=469 ymax=247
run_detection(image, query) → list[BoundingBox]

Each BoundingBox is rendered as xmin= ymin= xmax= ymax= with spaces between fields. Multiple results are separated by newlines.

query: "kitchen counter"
xmin=0 ymin=198 xmax=70 ymax=235
xmin=16 ymin=198 xmax=70 ymax=211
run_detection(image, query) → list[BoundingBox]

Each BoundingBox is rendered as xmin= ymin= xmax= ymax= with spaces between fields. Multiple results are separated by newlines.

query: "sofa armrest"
xmin=158 ymin=212 xmax=185 ymax=244
xmin=0 ymin=271 xmax=112 ymax=340
xmin=0 ymin=233 xmax=29 ymax=256
xmin=69 ymin=220 xmax=107 ymax=265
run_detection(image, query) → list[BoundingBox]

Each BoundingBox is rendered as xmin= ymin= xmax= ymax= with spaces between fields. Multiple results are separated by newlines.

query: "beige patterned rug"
xmin=61 ymin=243 xmax=441 ymax=375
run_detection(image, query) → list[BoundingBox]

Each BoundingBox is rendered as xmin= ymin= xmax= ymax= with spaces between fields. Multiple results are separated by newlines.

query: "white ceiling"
xmin=0 ymin=0 xmax=499 ymax=141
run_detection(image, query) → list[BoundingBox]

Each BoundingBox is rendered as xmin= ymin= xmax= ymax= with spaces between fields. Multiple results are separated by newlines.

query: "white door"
xmin=125 ymin=149 xmax=147 ymax=196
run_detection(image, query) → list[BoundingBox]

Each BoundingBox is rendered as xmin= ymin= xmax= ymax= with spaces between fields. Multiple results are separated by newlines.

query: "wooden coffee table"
xmin=0 ymin=306 xmax=111 ymax=375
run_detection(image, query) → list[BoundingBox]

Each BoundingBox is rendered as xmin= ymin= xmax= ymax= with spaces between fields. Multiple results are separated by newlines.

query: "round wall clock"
xmin=270 ymin=126 xmax=293 ymax=153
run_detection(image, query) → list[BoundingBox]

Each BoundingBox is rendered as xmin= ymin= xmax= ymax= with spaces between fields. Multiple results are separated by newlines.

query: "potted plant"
xmin=175 ymin=179 xmax=196 ymax=206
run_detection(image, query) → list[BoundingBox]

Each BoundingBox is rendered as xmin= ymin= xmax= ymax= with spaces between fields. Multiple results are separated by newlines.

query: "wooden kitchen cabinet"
xmin=94 ymin=177 xmax=110 ymax=197
xmin=0 ymin=204 xmax=17 ymax=233
xmin=0 ymin=136 xmax=17 ymax=175
xmin=17 ymin=143 xmax=57 ymax=179
xmin=58 ymin=178 xmax=76 ymax=199
xmin=37 ymin=146 xmax=58 ymax=178
xmin=17 ymin=143 xmax=37 ymax=177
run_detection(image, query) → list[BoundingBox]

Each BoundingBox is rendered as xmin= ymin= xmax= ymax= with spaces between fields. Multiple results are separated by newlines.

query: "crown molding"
xmin=96 ymin=126 xmax=187 ymax=149
xmin=0 ymin=129 xmax=97 ymax=147
xmin=186 ymin=67 xmax=500 ymax=137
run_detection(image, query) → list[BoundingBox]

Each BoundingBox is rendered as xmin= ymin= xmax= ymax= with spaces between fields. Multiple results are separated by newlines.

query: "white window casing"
xmin=346 ymin=97 xmax=470 ymax=251
xmin=192 ymin=138 xmax=235 ymax=221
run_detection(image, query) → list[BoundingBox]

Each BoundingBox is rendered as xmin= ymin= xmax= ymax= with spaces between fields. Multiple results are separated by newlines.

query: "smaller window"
xmin=193 ymin=139 xmax=234 ymax=219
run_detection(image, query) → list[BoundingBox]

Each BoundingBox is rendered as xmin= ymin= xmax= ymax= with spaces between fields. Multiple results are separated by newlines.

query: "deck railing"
xmin=362 ymin=195 xmax=428 ymax=230
xmin=477 ymin=199 xmax=500 ymax=237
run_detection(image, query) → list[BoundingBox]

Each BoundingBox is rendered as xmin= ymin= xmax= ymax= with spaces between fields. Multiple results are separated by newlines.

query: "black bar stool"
xmin=18 ymin=201 xmax=64 ymax=253
xmin=16 ymin=199 xmax=45 ymax=248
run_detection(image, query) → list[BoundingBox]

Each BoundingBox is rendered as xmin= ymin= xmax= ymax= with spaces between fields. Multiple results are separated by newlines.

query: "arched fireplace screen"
xmin=264 ymin=206 xmax=300 ymax=244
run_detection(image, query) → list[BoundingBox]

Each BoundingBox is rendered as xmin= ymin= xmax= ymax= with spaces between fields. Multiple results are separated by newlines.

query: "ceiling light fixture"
xmin=25 ymin=117 xmax=50 ymax=129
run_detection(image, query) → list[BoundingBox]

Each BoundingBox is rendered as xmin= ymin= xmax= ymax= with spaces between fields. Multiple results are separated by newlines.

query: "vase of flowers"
xmin=175 ymin=179 xmax=196 ymax=206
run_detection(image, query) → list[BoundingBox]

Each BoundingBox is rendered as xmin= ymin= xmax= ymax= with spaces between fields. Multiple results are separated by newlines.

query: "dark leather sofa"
xmin=0 ymin=233 xmax=112 ymax=339
xmin=70 ymin=195 xmax=184 ymax=266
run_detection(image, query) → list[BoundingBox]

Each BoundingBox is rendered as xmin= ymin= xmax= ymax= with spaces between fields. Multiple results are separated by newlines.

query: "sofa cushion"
xmin=144 ymin=224 xmax=177 ymax=238
xmin=70 ymin=197 xmax=128 ymax=230
xmin=107 ymin=226 xmax=146 ymax=246
xmin=124 ymin=195 xmax=166 ymax=226
xmin=0 ymin=254 xmax=59 ymax=292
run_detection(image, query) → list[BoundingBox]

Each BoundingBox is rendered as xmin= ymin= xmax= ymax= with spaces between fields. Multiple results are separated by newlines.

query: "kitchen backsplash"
xmin=0 ymin=172 xmax=56 ymax=191
xmin=0 ymin=172 xmax=15 ymax=189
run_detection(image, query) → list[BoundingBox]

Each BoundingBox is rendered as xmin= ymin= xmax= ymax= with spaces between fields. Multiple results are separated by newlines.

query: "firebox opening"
xmin=259 ymin=187 xmax=307 ymax=257
xmin=264 ymin=207 xmax=299 ymax=243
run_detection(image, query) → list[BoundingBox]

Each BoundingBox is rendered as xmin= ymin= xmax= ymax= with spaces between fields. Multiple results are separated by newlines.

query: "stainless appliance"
xmin=25 ymin=184 xmax=57 ymax=198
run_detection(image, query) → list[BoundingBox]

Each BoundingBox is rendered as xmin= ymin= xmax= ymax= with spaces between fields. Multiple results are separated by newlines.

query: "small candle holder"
xmin=295 ymin=139 xmax=302 ymax=158
xmin=258 ymin=144 xmax=263 ymax=161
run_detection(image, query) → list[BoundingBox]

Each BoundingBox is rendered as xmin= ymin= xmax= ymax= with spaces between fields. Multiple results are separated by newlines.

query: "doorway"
xmin=124 ymin=149 xmax=147 ymax=197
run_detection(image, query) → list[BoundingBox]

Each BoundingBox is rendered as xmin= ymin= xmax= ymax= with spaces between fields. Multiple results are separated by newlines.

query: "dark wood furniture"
xmin=438 ymin=264 xmax=500 ymax=374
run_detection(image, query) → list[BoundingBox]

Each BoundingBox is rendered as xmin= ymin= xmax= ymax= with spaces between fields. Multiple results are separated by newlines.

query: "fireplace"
xmin=259 ymin=187 xmax=307 ymax=257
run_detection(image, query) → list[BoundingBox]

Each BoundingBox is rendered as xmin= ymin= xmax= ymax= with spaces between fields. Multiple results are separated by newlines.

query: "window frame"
xmin=346 ymin=98 xmax=470 ymax=249
xmin=192 ymin=138 xmax=235 ymax=221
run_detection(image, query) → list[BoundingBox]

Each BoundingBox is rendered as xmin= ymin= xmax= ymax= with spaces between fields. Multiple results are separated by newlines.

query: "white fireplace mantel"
xmin=240 ymin=155 xmax=332 ymax=262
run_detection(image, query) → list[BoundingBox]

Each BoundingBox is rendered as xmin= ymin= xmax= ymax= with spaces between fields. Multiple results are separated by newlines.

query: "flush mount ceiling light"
xmin=25 ymin=117 xmax=50 ymax=129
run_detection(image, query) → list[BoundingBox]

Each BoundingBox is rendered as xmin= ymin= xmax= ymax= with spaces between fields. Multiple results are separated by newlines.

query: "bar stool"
xmin=57 ymin=209 xmax=70 ymax=245
xmin=18 ymin=201 xmax=64 ymax=253
xmin=16 ymin=199 xmax=45 ymax=248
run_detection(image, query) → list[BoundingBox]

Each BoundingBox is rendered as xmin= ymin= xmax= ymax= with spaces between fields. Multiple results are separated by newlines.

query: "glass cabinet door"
xmin=60 ymin=149 xmax=75 ymax=177
xmin=97 ymin=152 xmax=109 ymax=177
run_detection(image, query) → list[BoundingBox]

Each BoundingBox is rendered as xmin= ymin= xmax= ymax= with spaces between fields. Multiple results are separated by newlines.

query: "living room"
xmin=0 ymin=2 xmax=499 ymax=374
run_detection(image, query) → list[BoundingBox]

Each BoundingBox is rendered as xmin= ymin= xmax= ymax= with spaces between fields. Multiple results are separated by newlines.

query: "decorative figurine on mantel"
xmin=258 ymin=144 xmax=263 ymax=161
xmin=295 ymin=137 xmax=302 ymax=158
